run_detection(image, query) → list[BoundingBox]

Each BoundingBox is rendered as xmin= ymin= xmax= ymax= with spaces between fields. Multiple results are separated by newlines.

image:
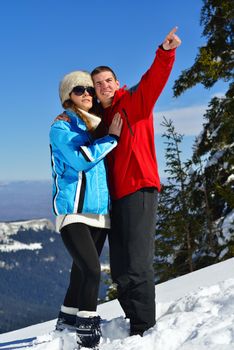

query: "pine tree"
xmin=155 ymin=118 xmax=201 ymax=282
xmin=172 ymin=0 xmax=234 ymax=262
xmin=173 ymin=0 xmax=234 ymax=96
xmin=185 ymin=156 xmax=220 ymax=268
xmin=191 ymin=87 xmax=234 ymax=261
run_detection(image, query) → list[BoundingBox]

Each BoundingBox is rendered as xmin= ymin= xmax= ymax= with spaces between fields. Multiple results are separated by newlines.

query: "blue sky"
xmin=0 ymin=0 xmax=227 ymax=181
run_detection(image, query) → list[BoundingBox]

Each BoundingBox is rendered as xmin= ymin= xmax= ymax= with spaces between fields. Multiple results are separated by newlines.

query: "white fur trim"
xmin=77 ymin=108 xmax=101 ymax=130
xmin=61 ymin=305 xmax=78 ymax=315
xmin=77 ymin=311 xmax=98 ymax=318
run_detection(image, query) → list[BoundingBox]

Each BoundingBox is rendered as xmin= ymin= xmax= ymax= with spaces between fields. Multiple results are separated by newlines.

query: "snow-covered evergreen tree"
xmin=172 ymin=0 xmax=234 ymax=263
xmin=191 ymin=85 xmax=234 ymax=262
xmin=173 ymin=0 xmax=234 ymax=96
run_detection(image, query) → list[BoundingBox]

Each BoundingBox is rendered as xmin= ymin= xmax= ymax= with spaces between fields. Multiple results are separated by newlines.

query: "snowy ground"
xmin=0 ymin=258 xmax=234 ymax=349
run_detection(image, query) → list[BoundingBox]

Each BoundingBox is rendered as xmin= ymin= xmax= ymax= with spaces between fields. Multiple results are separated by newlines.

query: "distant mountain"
xmin=0 ymin=219 xmax=109 ymax=334
xmin=0 ymin=181 xmax=53 ymax=222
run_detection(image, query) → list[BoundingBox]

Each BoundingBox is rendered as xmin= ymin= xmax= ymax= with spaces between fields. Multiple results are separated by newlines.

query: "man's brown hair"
xmin=91 ymin=66 xmax=117 ymax=80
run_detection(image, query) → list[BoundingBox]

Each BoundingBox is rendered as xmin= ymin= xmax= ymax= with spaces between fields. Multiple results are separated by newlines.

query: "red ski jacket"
xmin=103 ymin=47 xmax=176 ymax=200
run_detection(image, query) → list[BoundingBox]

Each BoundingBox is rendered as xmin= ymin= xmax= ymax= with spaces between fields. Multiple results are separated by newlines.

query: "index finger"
xmin=168 ymin=26 xmax=178 ymax=36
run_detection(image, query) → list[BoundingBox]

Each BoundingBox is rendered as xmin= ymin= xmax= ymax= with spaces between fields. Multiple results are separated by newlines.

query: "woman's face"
xmin=70 ymin=87 xmax=93 ymax=111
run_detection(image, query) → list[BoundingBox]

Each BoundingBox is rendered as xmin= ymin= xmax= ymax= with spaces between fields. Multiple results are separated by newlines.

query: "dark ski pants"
xmin=109 ymin=188 xmax=158 ymax=334
xmin=60 ymin=223 xmax=107 ymax=311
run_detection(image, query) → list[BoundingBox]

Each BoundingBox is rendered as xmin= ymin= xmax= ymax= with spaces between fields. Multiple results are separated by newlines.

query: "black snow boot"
xmin=56 ymin=311 xmax=77 ymax=332
xmin=76 ymin=312 xmax=101 ymax=349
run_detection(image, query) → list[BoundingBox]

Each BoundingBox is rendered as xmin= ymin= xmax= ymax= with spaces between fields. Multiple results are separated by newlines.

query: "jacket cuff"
xmin=159 ymin=44 xmax=167 ymax=51
xmin=157 ymin=45 xmax=176 ymax=58
xmin=109 ymin=134 xmax=120 ymax=142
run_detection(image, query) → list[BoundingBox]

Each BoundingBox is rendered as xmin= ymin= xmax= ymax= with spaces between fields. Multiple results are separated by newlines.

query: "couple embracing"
xmin=49 ymin=28 xmax=181 ymax=349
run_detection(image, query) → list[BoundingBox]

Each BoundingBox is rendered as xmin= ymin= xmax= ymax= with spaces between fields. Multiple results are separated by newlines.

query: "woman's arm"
xmin=50 ymin=114 xmax=122 ymax=172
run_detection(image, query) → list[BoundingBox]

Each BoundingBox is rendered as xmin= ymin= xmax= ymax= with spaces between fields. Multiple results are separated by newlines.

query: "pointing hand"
xmin=162 ymin=27 xmax=182 ymax=50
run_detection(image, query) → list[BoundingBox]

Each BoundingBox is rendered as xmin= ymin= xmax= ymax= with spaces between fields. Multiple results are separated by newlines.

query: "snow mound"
xmin=0 ymin=259 xmax=234 ymax=349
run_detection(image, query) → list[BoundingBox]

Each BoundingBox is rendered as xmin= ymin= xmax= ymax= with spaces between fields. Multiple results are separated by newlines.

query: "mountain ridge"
xmin=0 ymin=218 xmax=109 ymax=333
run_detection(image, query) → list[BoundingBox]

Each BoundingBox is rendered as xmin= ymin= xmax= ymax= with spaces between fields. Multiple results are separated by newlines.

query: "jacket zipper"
xmin=122 ymin=108 xmax=134 ymax=136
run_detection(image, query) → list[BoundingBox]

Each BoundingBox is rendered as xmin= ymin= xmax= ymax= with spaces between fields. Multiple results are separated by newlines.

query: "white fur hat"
xmin=59 ymin=71 xmax=93 ymax=104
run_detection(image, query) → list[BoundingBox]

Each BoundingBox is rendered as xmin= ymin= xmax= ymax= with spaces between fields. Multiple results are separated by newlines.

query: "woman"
xmin=49 ymin=70 xmax=122 ymax=349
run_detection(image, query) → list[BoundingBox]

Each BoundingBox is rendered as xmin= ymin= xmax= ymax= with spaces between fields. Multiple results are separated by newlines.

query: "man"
xmin=91 ymin=28 xmax=181 ymax=336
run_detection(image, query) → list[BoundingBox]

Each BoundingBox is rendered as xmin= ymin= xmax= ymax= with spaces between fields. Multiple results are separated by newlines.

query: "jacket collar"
xmin=65 ymin=108 xmax=101 ymax=131
xmin=112 ymin=85 xmax=127 ymax=105
xmin=103 ymin=86 xmax=127 ymax=118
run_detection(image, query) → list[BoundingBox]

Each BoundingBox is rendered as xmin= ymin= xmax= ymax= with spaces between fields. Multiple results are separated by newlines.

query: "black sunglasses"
xmin=71 ymin=85 xmax=96 ymax=97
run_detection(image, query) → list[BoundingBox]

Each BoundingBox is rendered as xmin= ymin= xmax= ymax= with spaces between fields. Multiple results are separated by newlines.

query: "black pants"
xmin=61 ymin=223 xmax=107 ymax=311
xmin=109 ymin=188 xmax=158 ymax=333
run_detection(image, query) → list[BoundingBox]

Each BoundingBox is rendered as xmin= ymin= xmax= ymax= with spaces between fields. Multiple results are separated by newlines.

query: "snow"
xmin=0 ymin=219 xmax=54 ymax=237
xmin=204 ymin=142 xmax=234 ymax=169
xmin=226 ymin=174 xmax=234 ymax=183
xmin=205 ymin=150 xmax=225 ymax=168
xmin=221 ymin=210 xmax=234 ymax=243
xmin=0 ymin=258 xmax=234 ymax=349
xmin=209 ymin=125 xmax=221 ymax=139
xmin=219 ymin=247 xmax=229 ymax=260
xmin=216 ymin=210 xmax=234 ymax=248
xmin=0 ymin=241 xmax=42 ymax=253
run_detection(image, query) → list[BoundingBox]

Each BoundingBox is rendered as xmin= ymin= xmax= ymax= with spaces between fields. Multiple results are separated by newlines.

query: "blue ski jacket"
xmin=49 ymin=109 xmax=117 ymax=215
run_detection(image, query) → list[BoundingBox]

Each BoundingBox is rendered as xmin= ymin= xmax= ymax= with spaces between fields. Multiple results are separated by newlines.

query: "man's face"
xmin=92 ymin=71 xmax=120 ymax=108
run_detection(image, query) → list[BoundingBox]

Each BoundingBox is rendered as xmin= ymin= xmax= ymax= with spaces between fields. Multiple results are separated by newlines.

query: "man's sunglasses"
xmin=71 ymin=86 xmax=96 ymax=97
